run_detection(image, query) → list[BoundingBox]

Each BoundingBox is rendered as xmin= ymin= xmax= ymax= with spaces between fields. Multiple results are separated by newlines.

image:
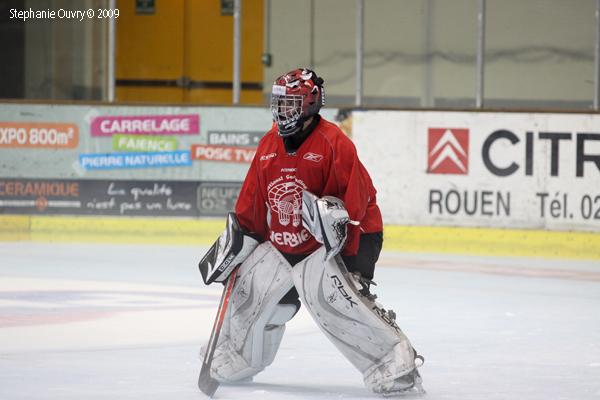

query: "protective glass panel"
xmin=485 ymin=0 xmax=595 ymax=109
xmin=0 ymin=0 xmax=108 ymax=100
xmin=265 ymin=0 xmax=356 ymax=106
xmin=265 ymin=0 xmax=479 ymax=108
xmin=363 ymin=0 xmax=478 ymax=108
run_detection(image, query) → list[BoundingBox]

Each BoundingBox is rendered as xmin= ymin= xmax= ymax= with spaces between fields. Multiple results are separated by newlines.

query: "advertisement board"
xmin=0 ymin=103 xmax=338 ymax=218
xmin=0 ymin=178 xmax=242 ymax=217
xmin=353 ymin=111 xmax=600 ymax=231
xmin=0 ymin=104 xmax=338 ymax=182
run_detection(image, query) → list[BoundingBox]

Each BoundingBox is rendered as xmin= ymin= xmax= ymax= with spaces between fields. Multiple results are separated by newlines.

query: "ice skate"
xmin=379 ymin=368 xmax=426 ymax=397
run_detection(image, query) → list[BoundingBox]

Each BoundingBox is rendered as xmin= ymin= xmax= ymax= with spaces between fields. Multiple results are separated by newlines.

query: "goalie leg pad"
xmin=292 ymin=247 xmax=419 ymax=393
xmin=207 ymin=242 xmax=296 ymax=383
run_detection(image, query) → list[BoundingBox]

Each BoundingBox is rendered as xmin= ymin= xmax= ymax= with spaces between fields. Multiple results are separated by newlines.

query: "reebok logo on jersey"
xmin=303 ymin=152 xmax=324 ymax=163
xmin=427 ymin=128 xmax=469 ymax=174
xmin=260 ymin=152 xmax=277 ymax=161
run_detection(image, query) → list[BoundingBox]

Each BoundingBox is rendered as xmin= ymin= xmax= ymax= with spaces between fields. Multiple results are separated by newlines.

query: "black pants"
xmin=279 ymin=232 xmax=383 ymax=307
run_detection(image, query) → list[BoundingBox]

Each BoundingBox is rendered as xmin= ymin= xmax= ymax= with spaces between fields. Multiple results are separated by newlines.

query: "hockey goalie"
xmin=197 ymin=68 xmax=424 ymax=397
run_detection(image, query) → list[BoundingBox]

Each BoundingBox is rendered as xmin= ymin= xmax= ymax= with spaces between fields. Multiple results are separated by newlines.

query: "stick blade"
xmin=198 ymin=364 xmax=219 ymax=398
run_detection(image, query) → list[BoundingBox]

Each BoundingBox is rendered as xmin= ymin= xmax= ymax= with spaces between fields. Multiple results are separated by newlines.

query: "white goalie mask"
xmin=301 ymin=191 xmax=359 ymax=261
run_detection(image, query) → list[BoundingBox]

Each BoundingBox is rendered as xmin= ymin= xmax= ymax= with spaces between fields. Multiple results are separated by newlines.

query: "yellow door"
xmin=116 ymin=0 xmax=185 ymax=103
xmin=183 ymin=0 xmax=264 ymax=104
xmin=116 ymin=0 xmax=264 ymax=105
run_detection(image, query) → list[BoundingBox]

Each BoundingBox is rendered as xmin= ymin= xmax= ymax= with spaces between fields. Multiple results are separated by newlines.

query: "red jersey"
xmin=235 ymin=117 xmax=383 ymax=256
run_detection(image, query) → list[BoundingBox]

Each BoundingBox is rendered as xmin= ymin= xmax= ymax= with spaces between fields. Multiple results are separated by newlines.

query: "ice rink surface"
xmin=1 ymin=242 xmax=599 ymax=400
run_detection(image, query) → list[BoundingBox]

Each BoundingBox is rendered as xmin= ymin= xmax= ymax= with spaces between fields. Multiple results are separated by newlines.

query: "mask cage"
xmin=271 ymin=94 xmax=304 ymax=134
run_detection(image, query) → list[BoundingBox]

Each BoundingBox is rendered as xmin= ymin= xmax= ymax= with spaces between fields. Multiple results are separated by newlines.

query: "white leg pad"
xmin=292 ymin=247 xmax=418 ymax=393
xmin=207 ymin=242 xmax=296 ymax=383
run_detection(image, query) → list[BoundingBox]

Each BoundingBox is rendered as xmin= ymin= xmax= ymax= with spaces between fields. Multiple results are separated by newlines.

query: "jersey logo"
xmin=303 ymin=152 xmax=323 ymax=163
xmin=267 ymin=181 xmax=304 ymax=227
xmin=260 ymin=152 xmax=277 ymax=161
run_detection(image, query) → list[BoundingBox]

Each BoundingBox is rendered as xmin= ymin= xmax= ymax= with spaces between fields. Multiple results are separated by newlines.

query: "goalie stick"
xmin=198 ymin=267 xmax=239 ymax=397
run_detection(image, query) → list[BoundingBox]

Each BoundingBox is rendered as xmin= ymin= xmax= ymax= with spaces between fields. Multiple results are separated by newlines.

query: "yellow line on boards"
xmin=0 ymin=215 xmax=30 ymax=241
xmin=383 ymin=225 xmax=600 ymax=260
xmin=0 ymin=215 xmax=599 ymax=260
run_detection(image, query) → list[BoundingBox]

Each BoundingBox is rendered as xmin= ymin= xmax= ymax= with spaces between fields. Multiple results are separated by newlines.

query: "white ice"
xmin=1 ymin=242 xmax=599 ymax=400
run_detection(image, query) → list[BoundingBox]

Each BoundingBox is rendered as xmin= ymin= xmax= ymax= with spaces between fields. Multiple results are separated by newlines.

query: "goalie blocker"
xmin=199 ymin=212 xmax=261 ymax=285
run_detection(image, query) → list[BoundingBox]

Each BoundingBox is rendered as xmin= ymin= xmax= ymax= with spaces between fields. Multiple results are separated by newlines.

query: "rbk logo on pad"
xmin=427 ymin=128 xmax=469 ymax=174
